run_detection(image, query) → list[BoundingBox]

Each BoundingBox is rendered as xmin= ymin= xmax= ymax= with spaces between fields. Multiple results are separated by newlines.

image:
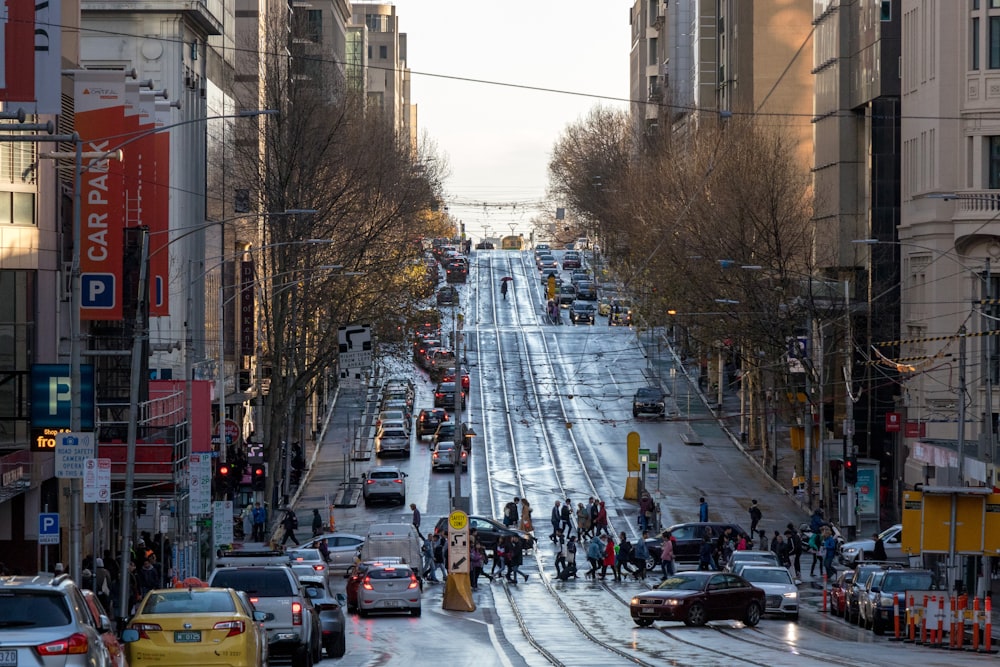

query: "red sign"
xmin=2 ymin=0 xmax=62 ymax=113
xmin=904 ymin=421 xmax=927 ymax=438
xmin=75 ymin=70 xmax=126 ymax=320
xmin=885 ymin=412 xmax=901 ymax=432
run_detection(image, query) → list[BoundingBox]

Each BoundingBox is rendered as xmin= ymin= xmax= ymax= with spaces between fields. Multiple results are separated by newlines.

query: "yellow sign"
xmin=901 ymin=490 xmax=922 ymax=555
xmin=547 ymin=275 xmax=556 ymax=301
xmin=449 ymin=510 xmax=468 ymax=531
xmin=627 ymin=431 xmax=640 ymax=472
xmin=986 ymin=494 xmax=1000 ymax=553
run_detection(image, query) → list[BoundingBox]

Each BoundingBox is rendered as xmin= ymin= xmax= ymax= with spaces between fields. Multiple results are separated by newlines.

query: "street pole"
xmin=69 ymin=138 xmax=83 ymax=585
xmin=452 ymin=311 xmax=466 ymax=512
xmin=844 ymin=280 xmax=857 ymax=540
xmin=218 ymin=283 xmax=227 ymax=465
xmin=805 ymin=313 xmax=814 ymax=510
xmin=958 ymin=325 xmax=967 ymax=486
xmin=983 ymin=260 xmax=995 ymax=475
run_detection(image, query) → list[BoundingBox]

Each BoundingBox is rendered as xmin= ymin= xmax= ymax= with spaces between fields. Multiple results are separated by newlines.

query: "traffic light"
xmin=216 ymin=463 xmax=233 ymax=495
xmin=252 ymin=465 xmax=266 ymax=491
xmin=136 ymin=500 xmax=147 ymax=516
xmin=843 ymin=456 xmax=857 ymax=485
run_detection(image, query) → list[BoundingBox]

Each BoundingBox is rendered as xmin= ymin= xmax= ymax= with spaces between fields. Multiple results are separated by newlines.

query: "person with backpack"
xmin=421 ymin=533 xmax=438 ymax=582
xmin=561 ymin=536 xmax=578 ymax=580
xmin=280 ymin=508 xmax=299 ymax=546
xmin=615 ymin=532 xmax=637 ymax=582
xmin=503 ymin=497 xmax=520 ymax=528
xmin=748 ymin=499 xmax=763 ymax=535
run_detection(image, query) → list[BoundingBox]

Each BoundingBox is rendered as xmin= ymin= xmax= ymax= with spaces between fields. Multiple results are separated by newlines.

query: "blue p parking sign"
xmin=39 ymin=513 xmax=59 ymax=545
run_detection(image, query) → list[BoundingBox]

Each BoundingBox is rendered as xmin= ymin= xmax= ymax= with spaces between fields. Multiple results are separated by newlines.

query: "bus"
xmin=501 ymin=235 xmax=525 ymax=250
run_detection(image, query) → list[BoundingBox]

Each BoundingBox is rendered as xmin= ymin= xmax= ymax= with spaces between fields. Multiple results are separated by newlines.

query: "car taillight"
xmin=213 ymin=620 xmax=246 ymax=637
xmin=408 ymin=575 xmax=419 ymax=590
xmin=312 ymin=564 xmax=325 ymax=571
xmin=432 ymin=452 xmax=439 ymax=459
xmin=362 ymin=576 xmax=374 ymax=591
xmin=292 ymin=601 xmax=303 ymax=626
xmin=366 ymin=479 xmax=375 ymax=485
xmin=128 ymin=623 xmax=162 ymax=640
xmin=249 ymin=597 xmax=259 ymax=604
xmin=36 ymin=632 xmax=89 ymax=655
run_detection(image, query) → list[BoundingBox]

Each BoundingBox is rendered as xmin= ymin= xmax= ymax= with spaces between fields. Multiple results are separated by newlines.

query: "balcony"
xmin=653 ymin=1 xmax=667 ymax=30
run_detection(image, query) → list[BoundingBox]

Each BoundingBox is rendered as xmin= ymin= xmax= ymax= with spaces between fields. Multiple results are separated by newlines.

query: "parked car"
xmin=376 ymin=410 xmax=409 ymax=432
xmin=301 ymin=533 xmax=366 ymax=572
xmin=433 ymin=515 xmax=535 ymax=551
xmin=738 ymin=565 xmax=799 ymax=619
xmin=445 ymin=259 xmax=468 ymax=283
xmin=863 ymin=568 xmax=935 ymax=634
xmin=299 ymin=575 xmax=347 ymax=659
xmin=374 ymin=426 xmax=411 ymax=458
xmin=362 ymin=465 xmax=408 ymax=506
xmin=644 ymin=522 xmax=747 ymax=567
xmin=0 ymin=573 xmax=118 ymax=667
xmin=80 ymin=589 xmax=129 ymax=667
xmin=569 ymin=300 xmax=596 ymax=324
xmin=844 ymin=563 xmax=899 ymax=624
xmin=356 ymin=563 xmax=422 ymax=618
xmin=633 ymin=386 xmax=666 ymax=418
xmin=608 ymin=298 xmax=633 ymax=326
xmin=629 ymin=571 xmax=765 ymax=627
xmin=285 ymin=548 xmax=331 ymax=582
xmin=839 ymin=524 xmax=906 ymax=565
xmin=433 ymin=381 xmax=465 ymax=409
xmin=431 ymin=440 xmax=468 ymax=471
xmin=416 ymin=408 xmax=448 ymax=438
xmin=124 ymin=587 xmax=271 ymax=667
xmin=829 ymin=569 xmax=855 ymax=617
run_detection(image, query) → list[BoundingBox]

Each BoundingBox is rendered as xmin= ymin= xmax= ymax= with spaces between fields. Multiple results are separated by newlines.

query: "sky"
xmin=389 ymin=1 xmax=632 ymax=241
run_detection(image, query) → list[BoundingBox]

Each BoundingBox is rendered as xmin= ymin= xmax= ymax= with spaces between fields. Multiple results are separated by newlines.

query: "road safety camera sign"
xmin=55 ymin=432 xmax=96 ymax=478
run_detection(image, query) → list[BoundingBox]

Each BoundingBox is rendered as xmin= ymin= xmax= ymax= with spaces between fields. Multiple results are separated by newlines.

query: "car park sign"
xmin=38 ymin=513 xmax=59 ymax=545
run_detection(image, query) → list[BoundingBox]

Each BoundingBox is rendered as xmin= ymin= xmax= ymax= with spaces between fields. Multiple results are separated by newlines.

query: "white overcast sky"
xmin=389 ymin=1 xmax=632 ymax=239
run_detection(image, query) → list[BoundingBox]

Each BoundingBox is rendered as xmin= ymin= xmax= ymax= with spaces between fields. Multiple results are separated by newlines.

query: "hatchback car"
xmin=569 ymin=300 xmax=596 ymax=324
xmin=540 ymin=268 xmax=561 ymax=286
xmin=374 ymin=425 xmax=410 ymax=458
xmin=441 ymin=365 xmax=470 ymax=391
xmin=123 ymin=587 xmax=270 ymax=667
xmin=301 ymin=533 xmax=366 ymax=572
xmin=376 ymin=410 xmax=408 ymax=432
xmin=630 ymin=571 xmax=765 ymax=627
xmin=829 ymin=569 xmax=855 ymax=618
xmin=575 ymin=281 xmax=597 ymax=300
xmin=299 ymin=576 xmax=347 ymax=659
xmin=356 ymin=564 xmax=421 ymax=617
xmin=557 ymin=284 xmax=577 ymax=306
xmin=0 ymin=573 xmax=115 ymax=667
xmin=738 ymin=565 xmax=799 ymax=619
xmin=431 ymin=439 xmax=468 ymax=471
xmin=562 ymin=252 xmax=582 ymax=269
xmin=416 ymin=408 xmax=448 ymax=438
xmin=633 ymin=386 xmax=666 ymax=418
xmin=362 ymin=465 xmax=407 ymax=506
xmin=343 ymin=559 xmax=404 ymax=613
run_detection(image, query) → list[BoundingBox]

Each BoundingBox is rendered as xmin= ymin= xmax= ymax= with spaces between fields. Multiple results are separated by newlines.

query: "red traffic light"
xmin=218 ymin=464 xmax=230 ymax=476
xmin=254 ymin=467 xmax=264 ymax=476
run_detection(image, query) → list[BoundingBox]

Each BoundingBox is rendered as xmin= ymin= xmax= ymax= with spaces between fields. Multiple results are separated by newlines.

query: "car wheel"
xmin=789 ymin=613 xmax=799 ymax=622
xmin=329 ymin=631 xmax=346 ymax=659
xmin=411 ymin=606 xmax=422 ymax=617
xmin=633 ymin=618 xmax=654 ymax=627
xmin=358 ymin=607 xmax=368 ymax=618
xmin=632 ymin=410 xmax=639 ymax=418
xmin=685 ymin=603 xmax=707 ymax=627
xmin=313 ymin=637 xmax=322 ymax=663
xmin=295 ymin=644 xmax=313 ymax=667
xmin=744 ymin=601 xmax=762 ymax=627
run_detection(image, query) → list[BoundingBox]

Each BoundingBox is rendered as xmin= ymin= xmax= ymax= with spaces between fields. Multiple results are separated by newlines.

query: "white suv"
xmin=362 ymin=465 xmax=408 ymax=507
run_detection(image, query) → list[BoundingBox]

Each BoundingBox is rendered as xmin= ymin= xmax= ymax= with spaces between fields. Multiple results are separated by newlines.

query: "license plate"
xmin=640 ymin=607 xmax=657 ymax=615
xmin=383 ymin=599 xmax=400 ymax=607
xmin=0 ymin=650 xmax=15 ymax=667
xmin=174 ymin=631 xmax=201 ymax=643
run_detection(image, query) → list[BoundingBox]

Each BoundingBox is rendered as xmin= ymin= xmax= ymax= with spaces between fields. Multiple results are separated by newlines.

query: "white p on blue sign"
xmin=39 ymin=513 xmax=59 ymax=545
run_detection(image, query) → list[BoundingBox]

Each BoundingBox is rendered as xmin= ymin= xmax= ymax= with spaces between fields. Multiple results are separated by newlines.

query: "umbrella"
xmin=501 ymin=276 xmax=514 ymax=282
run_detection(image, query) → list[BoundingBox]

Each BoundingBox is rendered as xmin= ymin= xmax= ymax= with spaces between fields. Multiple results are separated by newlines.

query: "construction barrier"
xmin=920 ymin=594 xmax=929 ymax=644
xmin=935 ymin=595 xmax=944 ymax=647
xmin=821 ymin=573 xmax=827 ymax=613
xmin=971 ymin=597 xmax=980 ymax=653
xmin=906 ymin=594 xmax=916 ymax=643
xmin=949 ymin=596 xmax=957 ymax=649
xmin=986 ymin=596 xmax=993 ymax=654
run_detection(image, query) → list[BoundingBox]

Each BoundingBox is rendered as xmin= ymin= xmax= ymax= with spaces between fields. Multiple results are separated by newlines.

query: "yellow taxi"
xmin=122 ymin=587 xmax=271 ymax=667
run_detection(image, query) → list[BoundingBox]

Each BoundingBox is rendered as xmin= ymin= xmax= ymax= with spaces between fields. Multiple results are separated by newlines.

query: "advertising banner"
xmin=75 ymin=70 xmax=126 ymax=320
xmin=855 ymin=466 xmax=878 ymax=517
xmin=2 ymin=0 xmax=61 ymax=113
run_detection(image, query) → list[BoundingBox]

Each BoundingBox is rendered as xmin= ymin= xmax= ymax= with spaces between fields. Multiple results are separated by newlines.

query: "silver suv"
xmin=0 ymin=574 xmax=116 ymax=666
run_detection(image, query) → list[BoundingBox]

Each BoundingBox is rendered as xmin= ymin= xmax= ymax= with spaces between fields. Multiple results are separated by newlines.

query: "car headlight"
xmin=783 ymin=591 xmax=798 ymax=599
xmin=664 ymin=599 xmax=681 ymax=606
xmin=843 ymin=546 xmax=859 ymax=556
xmin=630 ymin=597 xmax=640 ymax=605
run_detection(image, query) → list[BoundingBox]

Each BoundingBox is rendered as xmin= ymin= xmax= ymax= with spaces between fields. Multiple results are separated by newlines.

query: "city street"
xmin=297 ymin=248 xmax=993 ymax=666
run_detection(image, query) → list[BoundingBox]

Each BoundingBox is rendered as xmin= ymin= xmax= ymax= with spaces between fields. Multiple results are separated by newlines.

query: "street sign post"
xmin=189 ymin=453 xmax=212 ymax=515
xmin=38 ymin=513 xmax=60 ymax=545
xmin=55 ymin=432 xmax=95 ymax=478
xmin=82 ymin=458 xmax=111 ymax=503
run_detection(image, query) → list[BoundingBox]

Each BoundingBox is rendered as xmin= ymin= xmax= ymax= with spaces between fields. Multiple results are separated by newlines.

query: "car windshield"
xmin=655 ymin=575 xmax=707 ymax=591
xmin=382 ymin=430 xmax=407 ymax=438
xmin=636 ymin=388 xmax=662 ymax=399
xmin=288 ymin=549 xmax=321 ymax=561
xmin=0 ymin=591 xmax=71 ymax=627
xmin=371 ymin=470 xmax=400 ymax=480
xmin=143 ymin=590 xmax=236 ymax=614
xmin=882 ymin=573 xmax=933 ymax=591
xmin=742 ymin=569 xmax=793 ymax=585
xmin=437 ymin=424 xmax=455 ymax=435
xmin=878 ymin=526 xmax=900 ymax=541
xmin=437 ymin=442 xmax=455 ymax=451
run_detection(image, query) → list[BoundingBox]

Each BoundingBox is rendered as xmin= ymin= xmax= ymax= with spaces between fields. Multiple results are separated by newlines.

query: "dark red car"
xmin=441 ymin=365 xmax=470 ymax=391
xmin=830 ymin=569 xmax=855 ymax=617
xmin=630 ymin=571 xmax=765 ymax=627
xmin=344 ymin=559 xmax=403 ymax=613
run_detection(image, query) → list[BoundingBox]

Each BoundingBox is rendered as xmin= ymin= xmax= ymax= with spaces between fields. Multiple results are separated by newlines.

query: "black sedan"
xmin=630 ymin=571 xmax=765 ymax=627
xmin=434 ymin=515 xmax=535 ymax=551
xmin=416 ymin=408 xmax=448 ymax=438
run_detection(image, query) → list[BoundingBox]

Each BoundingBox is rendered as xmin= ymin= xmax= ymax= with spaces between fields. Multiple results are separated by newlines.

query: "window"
xmin=379 ymin=45 xmax=387 ymax=59
xmin=304 ymin=10 xmax=322 ymax=43
xmin=973 ymin=17 xmax=981 ymax=69
xmin=0 ymin=192 xmax=34 ymax=225
xmin=989 ymin=136 xmax=1000 ymax=188
xmin=990 ymin=16 xmax=1000 ymax=68
xmin=880 ymin=0 xmax=892 ymax=21
xmin=365 ymin=13 xmax=389 ymax=32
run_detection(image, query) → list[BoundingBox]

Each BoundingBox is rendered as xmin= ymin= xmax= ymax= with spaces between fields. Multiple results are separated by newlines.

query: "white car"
xmin=431 ymin=440 xmax=467 ymax=471
xmin=301 ymin=533 xmax=365 ymax=572
xmin=375 ymin=426 xmax=410 ymax=458
xmin=362 ymin=466 xmax=407 ymax=507
xmin=356 ymin=563 xmax=421 ymax=617
xmin=839 ymin=523 xmax=905 ymax=565
xmin=739 ymin=565 xmax=799 ymax=619
xmin=285 ymin=548 xmax=330 ymax=582
xmin=377 ymin=411 xmax=408 ymax=432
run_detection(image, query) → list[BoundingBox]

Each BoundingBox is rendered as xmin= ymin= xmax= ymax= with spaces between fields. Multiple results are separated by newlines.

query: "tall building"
xmin=352 ymin=3 xmax=414 ymax=142
xmin=898 ymin=0 xmax=998 ymax=489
